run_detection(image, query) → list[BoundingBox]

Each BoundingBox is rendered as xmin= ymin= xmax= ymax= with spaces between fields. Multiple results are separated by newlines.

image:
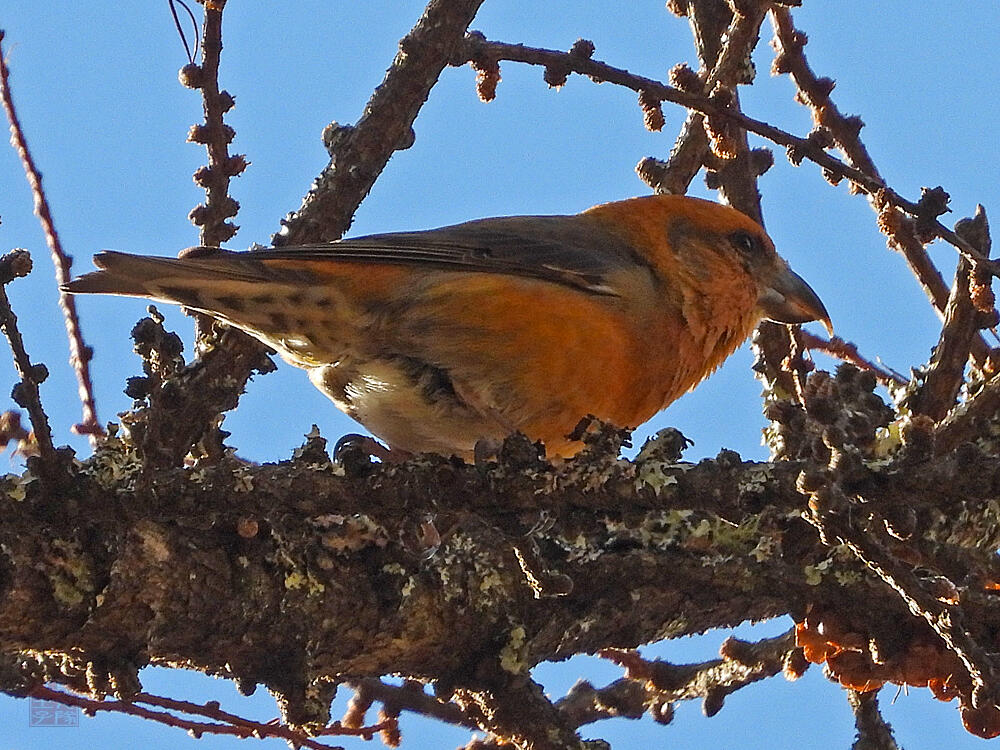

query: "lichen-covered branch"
xmin=3 ymin=385 xmax=1000 ymax=743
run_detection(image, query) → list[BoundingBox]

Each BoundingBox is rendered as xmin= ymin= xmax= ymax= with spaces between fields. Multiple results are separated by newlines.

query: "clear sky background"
xmin=1 ymin=2 xmax=999 ymax=748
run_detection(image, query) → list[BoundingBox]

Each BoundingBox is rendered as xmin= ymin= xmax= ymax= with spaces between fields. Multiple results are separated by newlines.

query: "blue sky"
xmin=1 ymin=2 xmax=998 ymax=748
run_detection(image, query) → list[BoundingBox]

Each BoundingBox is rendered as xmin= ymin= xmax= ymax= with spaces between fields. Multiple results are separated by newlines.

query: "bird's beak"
xmin=758 ymin=264 xmax=833 ymax=336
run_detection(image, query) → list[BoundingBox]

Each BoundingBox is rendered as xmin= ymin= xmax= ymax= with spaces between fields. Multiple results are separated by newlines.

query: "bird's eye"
xmin=730 ymin=231 xmax=760 ymax=256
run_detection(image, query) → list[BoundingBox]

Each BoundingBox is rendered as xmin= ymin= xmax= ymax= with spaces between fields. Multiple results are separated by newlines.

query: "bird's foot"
xmin=333 ymin=433 xmax=410 ymax=464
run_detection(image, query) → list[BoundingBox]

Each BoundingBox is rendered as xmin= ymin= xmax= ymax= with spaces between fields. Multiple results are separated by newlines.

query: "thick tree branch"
xmin=2 ymin=405 xmax=1000 ymax=738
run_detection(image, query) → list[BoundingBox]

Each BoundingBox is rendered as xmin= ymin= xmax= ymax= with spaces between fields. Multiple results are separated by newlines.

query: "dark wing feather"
xmin=256 ymin=215 xmax=646 ymax=295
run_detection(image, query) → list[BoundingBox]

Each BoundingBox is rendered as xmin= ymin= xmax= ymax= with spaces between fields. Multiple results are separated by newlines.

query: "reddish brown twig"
xmin=457 ymin=34 xmax=998 ymax=276
xmin=639 ymin=0 xmax=768 ymax=196
xmin=0 ymin=409 xmax=34 ymax=456
xmin=0 ymin=30 xmax=103 ymax=443
xmin=29 ymin=684 xmax=394 ymax=749
xmin=597 ymin=629 xmax=799 ymax=720
xmin=346 ymin=678 xmax=475 ymax=730
xmin=768 ymin=7 xmax=992 ymax=367
xmin=799 ymin=331 xmax=907 ymax=387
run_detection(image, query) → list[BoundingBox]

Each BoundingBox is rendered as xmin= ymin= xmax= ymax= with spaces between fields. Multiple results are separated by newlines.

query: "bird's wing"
xmin=254 ymin=215 xmax=647 ymax=296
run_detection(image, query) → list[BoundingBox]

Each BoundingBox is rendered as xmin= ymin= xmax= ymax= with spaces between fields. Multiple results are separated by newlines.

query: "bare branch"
xmin=0 ymin=250 xmax=55 ymax=463
xmin=0 ymin=30 xmax=103 ymax=443
xmin=847 ymin=690 xmax=902 ymax=750
xmin=768 ymin=7 xmax=993 ymax=368
xmin=27 ymin=685 xmax=396 ymax=750
xmin=638 ymin=1 xmax=770 ymax=196
xmin=276 ymin=0 xmax=487 ymax=245
xmin=456 ymin=34 xmax=999 ymax=276
xmin=799 ymin=332 xmax=907 ymax=388
xmin=181 ymin=0 xmax=247 ymax=248
xmin=345 ymin=678 xmax=476 ymax=731
xmin=594 ymin=630 xmax=800 ymax=722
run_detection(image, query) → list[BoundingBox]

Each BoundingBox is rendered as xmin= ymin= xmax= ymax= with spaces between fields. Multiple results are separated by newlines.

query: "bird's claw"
xmin=333 ymin=433 xmax=407 ymax=464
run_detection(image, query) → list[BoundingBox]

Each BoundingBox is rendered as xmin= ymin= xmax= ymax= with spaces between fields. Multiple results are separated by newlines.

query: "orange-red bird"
xmin=64 ymin=195 xmax=831 ymax=459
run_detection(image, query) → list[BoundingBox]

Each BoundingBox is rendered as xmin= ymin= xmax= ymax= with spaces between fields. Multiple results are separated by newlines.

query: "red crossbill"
xmin=65 ymin=195 xmax=830 ymax=459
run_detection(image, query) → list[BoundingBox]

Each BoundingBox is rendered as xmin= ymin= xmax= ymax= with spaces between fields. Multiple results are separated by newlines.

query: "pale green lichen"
xmin=432 ymin=532 xmax=514 ymax=610
xmin=231 ymin=466 xmax=254 ymax=493
xmin=79 ymin=430 xmax=143 ymax=489
xmin=47 ymin=539 xmax=95 ymax=608
xmin=834 ymin=569 xmax=864 ymax=586
xmin=284 ymin=571 xmax=307 ymax=590
xmin=872 ymin=421 xmax=903 ymax=459
xmin=634 ymin=461 xmax=693 ymax=493
xmin=556 ymin=507 xmax=767 ymax=566
xmin=738 ymin=464 xmax=773 ymax=494
xmin=804 ymin=558 xmax=832 ymax=585
xmin=382 ymin=563 xmax=416 ymax=597
xmin=750 ymin=534 xmax=779 ymax=562
xmin=479 ymin=569 xmax=504 ymax=594
xmin=282 ymin=569 xmax=325 ymax=595
xmin=1 ymin=473 xmax=29 ymax=502
xmin=499 ymin=625 xmax=528 ymax=673
xmin=50 ymin=573 xmax=86 ymax=608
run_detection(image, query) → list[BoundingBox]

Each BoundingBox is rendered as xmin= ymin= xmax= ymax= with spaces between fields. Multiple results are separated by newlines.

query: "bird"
xmin=64 ymin=194 xmax=831 ymax=460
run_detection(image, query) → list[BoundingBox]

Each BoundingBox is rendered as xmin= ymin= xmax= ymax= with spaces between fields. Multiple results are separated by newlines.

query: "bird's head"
xmin=585 ymin=194 xmax=832 ymax=336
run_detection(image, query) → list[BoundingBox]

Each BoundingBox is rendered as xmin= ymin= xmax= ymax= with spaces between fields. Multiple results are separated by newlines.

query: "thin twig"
xmin=0 ymin=250 xmax=55 ymax=463
xmin=29 ymin=685 xmax=394 ymax=749
xmin=457 ymin=34 xmax=999 ymax=276
xmin=0 ymin=30 xmax=103 ymax=443
xmin=639 ymin=1 xmax=769 ymax=195
xmin=133 ymin=691 xmax=390 ymax=741
xmin=799 ymin=331 xmax=907 ymax=387
xmin=598 ymin=629 xmax=798 ymax=720
xmin=768 ymin=7 xmax=992 ymax=367
xmin=186 ymin=0 xmax=244 ymax=248
xmin=179 ymin=0 xmax=248 ymax=346
xmin=346 ymin=678 xmax=476 ymax=730
xmin=905 ymin=207 xmax=991 ymax=420
xmin=906 ymin=255 xmax=977 ymax=420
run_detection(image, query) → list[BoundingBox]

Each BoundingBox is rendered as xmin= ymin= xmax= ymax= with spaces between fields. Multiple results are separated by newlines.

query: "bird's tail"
xmin=62 ymin=248 xmax=304 ymax=309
